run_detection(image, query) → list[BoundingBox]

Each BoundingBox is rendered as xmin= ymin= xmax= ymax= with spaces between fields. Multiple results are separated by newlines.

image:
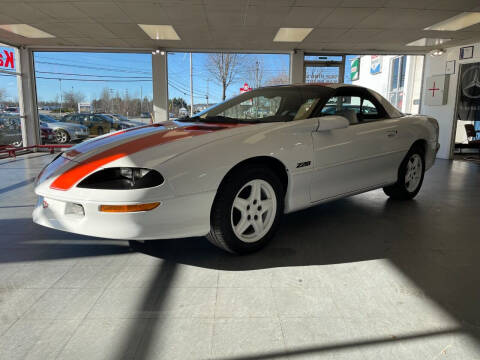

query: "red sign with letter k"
xmin=0 ymin=49 xmax=14 ymax=69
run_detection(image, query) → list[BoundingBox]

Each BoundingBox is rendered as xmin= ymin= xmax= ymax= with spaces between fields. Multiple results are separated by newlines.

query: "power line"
xmin=35 ymin=70 xmax=151 ymax=79
xmin=35 ymin=76 xmax=152 ymax=82
xmin=35 ymin=61 xmax=151 ymax=75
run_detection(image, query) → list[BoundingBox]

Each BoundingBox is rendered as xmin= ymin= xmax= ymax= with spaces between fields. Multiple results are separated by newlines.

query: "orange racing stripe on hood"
xmin=50 ymin=128 xmax=209 ymax=191
xmin=49 ymin=123 xmax=248 ymax=191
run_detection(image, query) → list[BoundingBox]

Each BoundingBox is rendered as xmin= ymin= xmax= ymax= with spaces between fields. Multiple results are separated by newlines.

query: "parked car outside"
xmin=100 ymin=114 xmax=141 ymax=130
xmin=61 ymin=113 xmax=113 ymax=136
xmin=40 ymin=125 xmax=54 ymax=144
xmin=0 ymin=114 xmax=22 ymax=146
xmin=0 ymin=114 xmax=57 ymax=147
xmin=39 ymin=114 xmax=89 ymax=144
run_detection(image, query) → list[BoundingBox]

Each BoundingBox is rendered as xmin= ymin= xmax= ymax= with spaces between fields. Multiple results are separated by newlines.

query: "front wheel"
xmin=55 ymin=129 xmax=70 ymax=144
xmin=207 ymin=167 xmax=284 ymax=254
xmin=383 ymin=146 xmax=425 ymax=200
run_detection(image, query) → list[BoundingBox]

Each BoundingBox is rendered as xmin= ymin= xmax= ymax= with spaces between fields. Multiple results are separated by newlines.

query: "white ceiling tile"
xmin=102 ymin=23 xmax=148 ymax=39
xmin=244 ymin=6 xmax=290 ymax=27
xmin=319 ymin=7 xmax=375 ymax=28
xmin=28 ymin=2 xmax=88 ymax=20
xmin=295 ymin=0 xmax=343 ymax=7
xmin=0 ymin=2 xmax=52 ymax=23
xmin=164 ymin=5 xmax=208 ymax=26
xmin=340 ymin=0 xmax=388 ymax=7
xmin=356 ymin=9 xmax=459 ymax=30
xmin=283 ymin=7 xmax=335 ymax=27
xmin=115 ymin=3 xmax=169 ymax=23
xmin=74 ymin=2 xmax=131 ymax=23
xmin=302 ymin=28 xmax=348 ymax=43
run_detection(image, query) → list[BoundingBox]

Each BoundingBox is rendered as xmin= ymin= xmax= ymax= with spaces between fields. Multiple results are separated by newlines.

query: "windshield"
xmin=185 ymin=87 xmax=328 ymax=124
xmin=39 ymin=115 xmax=58 ymax=123
xmin=113 ymin=114 xmax=128 ymax=121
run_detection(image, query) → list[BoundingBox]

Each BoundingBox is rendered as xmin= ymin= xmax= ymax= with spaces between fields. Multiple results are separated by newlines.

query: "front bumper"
xmin=69 ymin=131 xmax=89 ymax=141
xmin=32 ymin=191 xmax=215 ymax=240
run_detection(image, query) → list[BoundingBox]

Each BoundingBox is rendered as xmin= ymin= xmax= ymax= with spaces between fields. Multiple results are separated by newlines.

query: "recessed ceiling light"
xmin=273 ymin=28 xmax=313 ymax=42
xmin=406 ymin=38 xmax=451 ymax=46
xmin=138 ymin=24 xmax=180 ymax=40
xmin=0 ymin=24 xmax=54 ymax=38
xmin=425 ymin=12 xmax=480 ymax=31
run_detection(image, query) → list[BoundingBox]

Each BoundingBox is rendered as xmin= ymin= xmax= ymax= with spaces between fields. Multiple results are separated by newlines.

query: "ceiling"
xmin=0 ymin=0 xmax=480 ymax=53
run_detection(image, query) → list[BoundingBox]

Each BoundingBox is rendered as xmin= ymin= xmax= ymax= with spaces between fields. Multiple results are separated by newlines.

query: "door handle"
xmin=386 ymin=130 xmax=398 ymax=138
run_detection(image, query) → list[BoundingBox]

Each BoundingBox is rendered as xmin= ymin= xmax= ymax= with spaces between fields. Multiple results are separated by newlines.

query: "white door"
xmin=310 ymin=96 xmax=405 ymax=203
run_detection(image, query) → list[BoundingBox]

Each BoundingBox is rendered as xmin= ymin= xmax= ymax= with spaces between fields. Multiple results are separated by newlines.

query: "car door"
xmin=310 ymin=90 xmax=404 ymax=203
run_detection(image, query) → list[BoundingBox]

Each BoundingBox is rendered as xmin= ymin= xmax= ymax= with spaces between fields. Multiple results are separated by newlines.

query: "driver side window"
xmin=320 ymin=96 xmax=362 ymax=125
xmin=220 ymin=96 xmax=281 ymax=119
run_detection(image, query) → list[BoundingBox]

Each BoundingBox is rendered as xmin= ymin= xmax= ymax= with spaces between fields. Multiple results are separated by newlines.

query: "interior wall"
xmin=421 ymin=42 xmax=480 ymax=159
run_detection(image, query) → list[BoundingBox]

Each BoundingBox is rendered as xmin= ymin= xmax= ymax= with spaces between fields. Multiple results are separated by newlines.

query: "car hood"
xmin=36 ymin=120 xmax=255 ymax=191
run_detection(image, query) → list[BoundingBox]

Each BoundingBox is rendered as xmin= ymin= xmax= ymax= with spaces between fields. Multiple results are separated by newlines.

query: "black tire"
xmin=207 ymin=166 xmax=284 ymax=254
xmin=97 ymin=127 xmax=104 ymax=136
xmin=55 ymin=129 xmax=70 ymax=144
xmin=383 ymin=145 xmax=425 ymax=200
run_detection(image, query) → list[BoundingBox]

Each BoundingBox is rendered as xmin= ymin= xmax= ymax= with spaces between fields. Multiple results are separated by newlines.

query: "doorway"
xmin=452 ymin=62 xmax=480 ymax=162
xmin=303 ymin=55 xmax=345 ymax=84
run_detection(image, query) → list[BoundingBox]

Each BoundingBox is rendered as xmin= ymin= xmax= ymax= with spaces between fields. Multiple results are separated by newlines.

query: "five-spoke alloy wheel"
xmin=208 ymin=166 xmax=284 ymax=254
xmin=231 ymin=179 xmax=277 ymax=243
xmin=384 ymin=144 xmax=425 ymax=200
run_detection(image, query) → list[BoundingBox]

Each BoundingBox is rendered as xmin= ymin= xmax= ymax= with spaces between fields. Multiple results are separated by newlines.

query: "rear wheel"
xmin=207 ymin=166 xmax=284 ymax=254
xmin=383 ymin=145 xmax=425 ymax=200
xmin=55 ymin=129 xmax=70 ymax=144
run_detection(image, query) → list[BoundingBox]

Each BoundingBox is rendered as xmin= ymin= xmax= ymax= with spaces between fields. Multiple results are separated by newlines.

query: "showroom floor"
xmin=0 ymin=153 xmax=479 ymax=360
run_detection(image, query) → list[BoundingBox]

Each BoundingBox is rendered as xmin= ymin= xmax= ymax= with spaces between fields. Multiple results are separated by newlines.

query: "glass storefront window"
xmin=167 ymin=52 xmax=290 ymax=118
xmin=33 ymin=52 xmax=153 ymax=144
xmin=0 ymin=44 xmax=22 ymax=147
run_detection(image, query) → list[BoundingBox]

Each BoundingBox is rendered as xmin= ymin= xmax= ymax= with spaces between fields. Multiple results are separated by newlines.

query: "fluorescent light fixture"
xmin=406 ymin=38 xmax=451 ymax=46
xmin=138 ymin=24 xmax=180 ymax=40
xmin=273 ymin=27 xmax=313 ymax=42
xmin=0 ymin=24 xmax=54 ymax=38
xmin=425 ymin=12 xmax=480 ymax=31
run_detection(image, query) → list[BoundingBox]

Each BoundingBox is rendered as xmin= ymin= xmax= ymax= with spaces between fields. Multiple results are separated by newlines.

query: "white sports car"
xmin=33 ymin=84 xmax=439 ymax=254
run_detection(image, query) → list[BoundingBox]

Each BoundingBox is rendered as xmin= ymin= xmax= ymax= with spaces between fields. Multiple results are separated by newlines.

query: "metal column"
xmin=16 ymin=47 xmax=40 ymax=147
xmin=152 ymin=51 xmax=169 ymax=122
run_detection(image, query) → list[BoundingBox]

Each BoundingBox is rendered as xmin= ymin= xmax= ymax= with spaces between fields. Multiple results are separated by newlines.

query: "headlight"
xmin=77 ymin=167 xmax=164 ymax=189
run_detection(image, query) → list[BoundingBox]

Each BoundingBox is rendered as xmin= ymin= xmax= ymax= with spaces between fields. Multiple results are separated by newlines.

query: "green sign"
xmin=350 ymin=57 xmax=360 ymax=81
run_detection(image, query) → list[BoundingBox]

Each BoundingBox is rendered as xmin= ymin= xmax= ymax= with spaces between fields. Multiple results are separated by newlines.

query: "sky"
xmin=0 ymin=45 xmax=355 ymax=106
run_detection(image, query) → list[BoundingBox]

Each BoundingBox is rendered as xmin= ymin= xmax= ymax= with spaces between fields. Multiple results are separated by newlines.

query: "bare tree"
xmin=207 ymin=53 xmax=243 ymax=100
xmin=245 ymin=58 xmax=264 ymax=89
xmin=265 ymin=72 xmax=289 ymax=86
xmin=0 ymin=88 xmax=5 ymax=101
xmin=62 ymin=90 xmax=85 ymax=111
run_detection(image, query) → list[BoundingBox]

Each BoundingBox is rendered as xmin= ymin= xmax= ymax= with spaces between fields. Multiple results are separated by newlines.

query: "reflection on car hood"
xmin=37 ymin=121 xmax=251 ymax=191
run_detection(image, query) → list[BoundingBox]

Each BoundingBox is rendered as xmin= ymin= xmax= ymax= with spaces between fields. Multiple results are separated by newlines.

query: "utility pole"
xmin=140 ymin=86 xmax=143 ymax=114
xmin=190 ymin=52 xmax=193 ymax=116
xmin=59 ymin=79 xmax=62 ymax=116
xmin=206 ymin=78 xmax=209 ymax=107
xmin=255 ymin=60 xmax=259 ymax=88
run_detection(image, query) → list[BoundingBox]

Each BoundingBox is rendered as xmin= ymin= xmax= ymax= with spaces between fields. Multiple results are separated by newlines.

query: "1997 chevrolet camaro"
xmin=33 ymin=84 xmax=439 ymax=254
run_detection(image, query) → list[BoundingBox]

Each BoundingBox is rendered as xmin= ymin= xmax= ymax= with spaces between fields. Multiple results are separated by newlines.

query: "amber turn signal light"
xmin=99 ymin=202 xmax=160 ymax=213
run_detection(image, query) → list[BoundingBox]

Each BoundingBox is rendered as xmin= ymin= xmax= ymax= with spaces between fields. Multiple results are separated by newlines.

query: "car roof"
xmin=257 ymin=83 xmax=403 ymax=118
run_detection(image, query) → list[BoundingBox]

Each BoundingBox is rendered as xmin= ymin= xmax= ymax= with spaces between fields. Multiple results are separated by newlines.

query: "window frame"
xmin=312 ymin=86 xmax=389 ymax=124
xmin=388 ymin=55 xmax=407 ymax=111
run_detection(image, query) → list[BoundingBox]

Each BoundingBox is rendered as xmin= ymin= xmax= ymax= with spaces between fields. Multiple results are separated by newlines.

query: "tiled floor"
xmin=0 ymin=153 xmax=479 ymax=359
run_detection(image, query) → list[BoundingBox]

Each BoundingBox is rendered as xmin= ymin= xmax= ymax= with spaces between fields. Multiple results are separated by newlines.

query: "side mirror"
xmin=313 ymin=115 xmax=349 ymax=132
